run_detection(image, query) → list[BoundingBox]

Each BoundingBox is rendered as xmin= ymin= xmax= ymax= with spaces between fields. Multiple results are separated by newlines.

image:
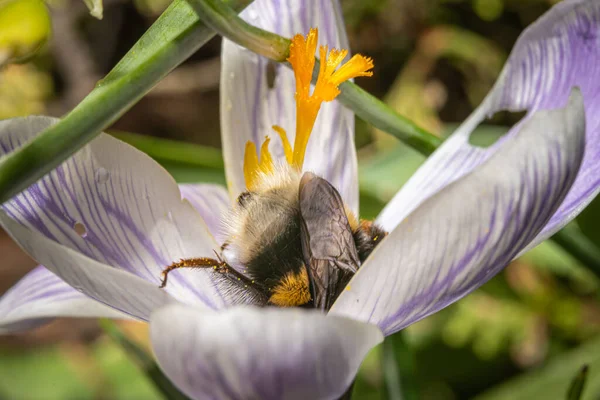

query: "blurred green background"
xmin=3 ymin=0 xmax=600 ymax=399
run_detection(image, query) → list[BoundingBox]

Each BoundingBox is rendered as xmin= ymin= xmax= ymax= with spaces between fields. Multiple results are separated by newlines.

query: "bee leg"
xmin=159 ymin=256 xmax=257 ymax=289
xmin=160 ymin=257 xmax=216 ymax=288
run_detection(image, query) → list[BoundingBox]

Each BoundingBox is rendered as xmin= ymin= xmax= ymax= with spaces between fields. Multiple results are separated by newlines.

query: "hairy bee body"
xmin=220 ymin=166 xmax=307 ymax=304
xmin=161 ymin=165 xmax=386 ymax=310
xmin=218 ymin=165 xmax=386 ymax=309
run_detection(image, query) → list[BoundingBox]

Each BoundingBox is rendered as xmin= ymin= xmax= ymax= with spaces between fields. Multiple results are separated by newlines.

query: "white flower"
xmin=0 ymin=1 xmax=598 ymax=399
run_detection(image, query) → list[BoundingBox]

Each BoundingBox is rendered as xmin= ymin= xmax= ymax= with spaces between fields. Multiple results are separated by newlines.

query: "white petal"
xmin=0 ymin=213 xmax=175 ymax=321
xmin=0 ymin=116 xmax=229 ymax=309
xmin=221 ymin=0 xmax=359 ymax=213
xmin=150 ymin=304 xmax=382 ymax=400
xmin=331 ymin=90 xmax=585 ymax=336
xmin=0 ymin=266 xmax=130 ymax=333
xmin=377 ymin=0 xmax=600 ymax=241
xmin=179 ymin=183 xmax=230 ymax=242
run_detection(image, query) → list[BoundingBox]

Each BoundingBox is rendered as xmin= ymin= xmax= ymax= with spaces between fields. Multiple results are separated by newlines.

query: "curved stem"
xmin=189 ymin=0 xmax=290 ymax=61
xmin=187 ymin=0 xmax=442 ymax=156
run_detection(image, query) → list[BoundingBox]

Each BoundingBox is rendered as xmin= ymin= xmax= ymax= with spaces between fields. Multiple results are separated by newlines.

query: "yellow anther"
xmin=272 ymin=125 xmax=293 ymax=164
xmin=243 ymin=141 xmax=259 ymax=189
xmin=243 ymin=136 xmax=275 ymax=190
xmin=259 ymin=136 xmax=274 ymax=173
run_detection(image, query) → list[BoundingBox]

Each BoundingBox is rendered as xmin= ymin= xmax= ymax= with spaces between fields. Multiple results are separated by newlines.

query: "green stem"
xmin=382 ymin=339 xmax=403 ymax=400
xmin=337 ymin=78 xmax=440 ymax=156
xmin=382 ymin=332 xmax=419 ymax=400
xmin=98 ymin=319 xmax=191 ymax=400
xmin=0 ymin=0 xmax=252 ymax=205
xmin=551 ymin=225 xmax=600 ymax=280
xmin=189 ymin=0 xmax=290 ymax=61
xmin=188 ymin=0 xmax=600 ymax=270
xmin=187 ymin=0 xmax=441 ymax=156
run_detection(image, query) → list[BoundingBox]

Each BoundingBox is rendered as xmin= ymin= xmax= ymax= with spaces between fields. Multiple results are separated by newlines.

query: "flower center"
xmin=243 ymin=28 xmax=374 ymax=190
xmin=159 ymin=29 xmax=380 ymax=310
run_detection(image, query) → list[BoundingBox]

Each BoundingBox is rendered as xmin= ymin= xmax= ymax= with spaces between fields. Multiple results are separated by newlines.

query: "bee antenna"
xmin=213 ymin=249 xmax=224 ymax=263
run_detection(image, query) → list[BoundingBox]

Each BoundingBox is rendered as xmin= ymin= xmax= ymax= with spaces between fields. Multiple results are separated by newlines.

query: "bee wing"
xmin=299 ymin=172 xmax=360 ymax=310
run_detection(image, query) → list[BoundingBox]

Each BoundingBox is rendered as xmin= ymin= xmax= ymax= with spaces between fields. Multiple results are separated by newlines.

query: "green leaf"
xmin=475 ymin=336 xmax=600 ymax=400
xmin=99 ymin=319 xmax=190 ymax=400
xmin=520 ymin=239 xmax=597 ymax=289
xmin=0 ymin=0 xmax=51 ymax=64
xmin=110 ymin=130 xmax=224 ymax=170
xmin=93 ymin=339 xmax=164 ymax=400
xmin=358 ymin=124 xmax=508 ymax=204
xmin=358 ymin=144 xmax=425 ymax=204
xmin=108 ymin=131 xmax=226 ymax=185
xmin=160 ymin=160 xmax=226 ymax=184
xmin=567 ymin=365 xmax=589 ymax=400
xmin=0 ymin=347 xmax=93 ymax=400
xmin=577 ymin=195 xmax=600 ymax=247
xmin=550 ymin=224 xmax=600 ymax=281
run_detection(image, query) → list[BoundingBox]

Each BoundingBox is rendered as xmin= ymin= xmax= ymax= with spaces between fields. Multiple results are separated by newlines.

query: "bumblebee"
xmin=159 ymin=28 xmax=384 ymax=310
xmin=160 ymin=165 xmax=386 ymax=310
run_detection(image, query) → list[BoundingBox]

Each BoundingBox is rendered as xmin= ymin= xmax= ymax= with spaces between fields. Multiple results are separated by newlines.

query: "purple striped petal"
xmin=331 ymin=90 xmax=585 ymax=336
xmin=0 ymin=117 xmax=232 ymax=311
xmin=377 ymin=0 xmax=600 ymax=246
xmin=221 ymin=0 xmax=359 ymax=214
xmin=150 ymin=304 xmax=382 ymax=400
xmin=0 ymin=266 xmax=129 ymax=333
xmin=179 ymin=183 xmax=230 ymax=242
xmin=0 ymin=214 xmax=175 ymax=321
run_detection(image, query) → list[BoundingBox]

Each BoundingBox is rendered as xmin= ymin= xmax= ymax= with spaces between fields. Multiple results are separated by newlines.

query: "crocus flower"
xmin=0 ymin=0 xmax=598 ymax=399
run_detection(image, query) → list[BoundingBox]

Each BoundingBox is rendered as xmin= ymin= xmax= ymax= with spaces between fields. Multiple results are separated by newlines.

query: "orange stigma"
xmin=243 ymin=27 xmax=374 ymax=189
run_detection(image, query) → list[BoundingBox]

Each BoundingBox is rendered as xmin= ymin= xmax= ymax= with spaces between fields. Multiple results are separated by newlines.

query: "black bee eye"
xmin=237 ymin=191 xmax=253 ymax=206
